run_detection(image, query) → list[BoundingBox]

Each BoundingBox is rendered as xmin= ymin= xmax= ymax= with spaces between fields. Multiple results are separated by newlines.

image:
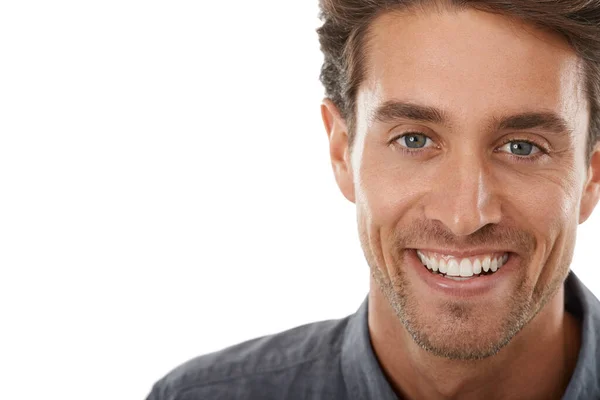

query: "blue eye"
xmin=498 ymin=140 xmax=541 ymax=156
xmin=397 ymin=133 xmax=431 ymax=149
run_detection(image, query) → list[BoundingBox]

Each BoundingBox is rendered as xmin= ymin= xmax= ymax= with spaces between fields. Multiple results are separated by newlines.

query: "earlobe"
xmin=321 ymin=99 xmax=356 ymax=203
xmin=579 ymin=143 xmax=600 ymax=224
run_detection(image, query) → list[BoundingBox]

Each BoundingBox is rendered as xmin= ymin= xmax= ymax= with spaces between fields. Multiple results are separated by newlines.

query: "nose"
xmin=424 ymin=152 xmax=502 ymax=237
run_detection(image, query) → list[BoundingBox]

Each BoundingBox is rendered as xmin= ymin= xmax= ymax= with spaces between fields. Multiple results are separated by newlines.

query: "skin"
xmin=321 ymin=7 xmax=600 ymax=400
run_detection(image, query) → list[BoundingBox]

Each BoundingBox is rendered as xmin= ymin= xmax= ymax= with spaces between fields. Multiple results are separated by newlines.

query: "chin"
xmin=404 ymin=304 xmax=527 ymax=360
xmin=384 ymin=272 xmax=537 ymax=361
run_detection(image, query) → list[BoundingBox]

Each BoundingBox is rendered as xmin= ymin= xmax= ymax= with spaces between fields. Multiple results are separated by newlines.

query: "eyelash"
xmin=390 ymin=132 xmax=550 ymax=163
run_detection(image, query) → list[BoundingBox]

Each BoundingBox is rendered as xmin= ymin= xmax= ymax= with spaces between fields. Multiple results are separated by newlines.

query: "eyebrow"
xmin=372 ymin=100 xmax=572 ymax=136
xmin=373 ymin=100 xmax=449 ymax=126
xmin=493 ymin=112 xmax=572 ymax=136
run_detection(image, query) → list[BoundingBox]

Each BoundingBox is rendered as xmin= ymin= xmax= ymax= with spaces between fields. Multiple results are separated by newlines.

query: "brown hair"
xmin=317 ymin=0 xmax=600 ymax=161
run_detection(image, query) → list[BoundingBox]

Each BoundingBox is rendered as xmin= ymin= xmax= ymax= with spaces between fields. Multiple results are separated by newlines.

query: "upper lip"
xmin=414 ymin=248 xmax=512 ymax=258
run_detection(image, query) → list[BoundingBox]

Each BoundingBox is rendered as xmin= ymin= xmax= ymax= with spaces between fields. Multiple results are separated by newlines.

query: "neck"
xmin=368 ymin=279 xmax=581 ymax=400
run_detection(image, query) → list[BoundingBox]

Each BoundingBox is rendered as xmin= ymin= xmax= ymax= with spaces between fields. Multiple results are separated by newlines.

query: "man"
xmin=147 ymin=1 xmax=600 ymax=399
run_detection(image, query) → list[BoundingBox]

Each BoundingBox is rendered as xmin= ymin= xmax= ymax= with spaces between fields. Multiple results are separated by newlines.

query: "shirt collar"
xmin=340 ymin=295 xmax=398 ymax=400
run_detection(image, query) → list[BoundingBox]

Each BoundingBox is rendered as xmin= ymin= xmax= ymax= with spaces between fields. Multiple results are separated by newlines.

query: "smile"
xmin=416 ymin=250 xmax=510 ymax=280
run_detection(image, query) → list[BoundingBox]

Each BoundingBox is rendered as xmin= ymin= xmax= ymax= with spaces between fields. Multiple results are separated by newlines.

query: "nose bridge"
xmin=426 ymin=149 xmax=501 ymax=236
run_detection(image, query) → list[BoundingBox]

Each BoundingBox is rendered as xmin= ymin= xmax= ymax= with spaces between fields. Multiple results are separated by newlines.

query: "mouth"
xmin=407 ymin=248 xmax=517 ymax=297
xmin=416 ymin=249 xmax=510 ymax=281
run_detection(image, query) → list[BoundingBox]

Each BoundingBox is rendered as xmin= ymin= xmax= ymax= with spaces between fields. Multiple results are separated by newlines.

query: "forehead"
xmin=358 ymin=8 xmax=587 ymax=128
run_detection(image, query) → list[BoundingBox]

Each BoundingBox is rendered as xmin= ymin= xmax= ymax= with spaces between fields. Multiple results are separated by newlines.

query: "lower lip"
xmin=406 ymin=249 xmax=518 ymax=298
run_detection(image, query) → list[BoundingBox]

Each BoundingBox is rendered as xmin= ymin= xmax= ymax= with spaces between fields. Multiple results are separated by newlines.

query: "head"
xmin=318 ymin=0 xmax=600 ymax=360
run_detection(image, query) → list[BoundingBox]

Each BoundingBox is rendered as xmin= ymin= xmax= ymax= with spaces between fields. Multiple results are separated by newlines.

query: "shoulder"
xmin=147 ymin=316 xmax=351 ymax=400
xmin=563 ymin=272 xmax=600 ymax=398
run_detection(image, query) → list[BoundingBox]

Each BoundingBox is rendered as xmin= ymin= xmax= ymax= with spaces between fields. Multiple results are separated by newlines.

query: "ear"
xmin=579 ymin=143 xmax=600 ymax=224
xmin=321 ymin=99 xmax=355 ymax=203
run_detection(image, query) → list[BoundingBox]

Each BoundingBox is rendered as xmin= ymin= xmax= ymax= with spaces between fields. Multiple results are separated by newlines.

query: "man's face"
xmin=335 ymin=9 xmax=596 ymax=360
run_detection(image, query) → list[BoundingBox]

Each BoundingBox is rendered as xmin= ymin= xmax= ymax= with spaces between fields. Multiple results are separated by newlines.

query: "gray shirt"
xmin=147 ymin=272 xmax=600 ymax=399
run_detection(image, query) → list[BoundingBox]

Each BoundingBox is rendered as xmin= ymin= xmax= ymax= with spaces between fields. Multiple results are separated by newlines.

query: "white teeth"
xmin=473 ymin=259 xmax=482 ymax=275
xmin=490 ymin=258 xmax=498 ymax=272
xmin=459 ymin=259 xmax=473 ymax=277
xmin=482 ymin=257 xmax=491 ymax=272
xmin=430 ymin=257 xmax=439 ymax=272
xmin=439 ymin=259 xmax=448 ymax=274
xmin=447 ymin=259 xmax=460 ymax=276
xmin=496 ymin=257 xmax=503 ymax=269
xmin=417 ymin=250 xmax=510 ymax=277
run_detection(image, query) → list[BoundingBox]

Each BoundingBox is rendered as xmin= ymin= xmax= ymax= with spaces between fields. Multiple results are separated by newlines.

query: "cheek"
xmin=356 ymin=169 xmax=419 ymax=236
xmin=355 ymin=148 xmax=431 ymax=278
xmin=355 ymin=149 xmax=431 ymax=226
xmin=501 ymin=168 xmax=580 ymax=239
xmin=498 ymin=169 xmax=581 ymax=285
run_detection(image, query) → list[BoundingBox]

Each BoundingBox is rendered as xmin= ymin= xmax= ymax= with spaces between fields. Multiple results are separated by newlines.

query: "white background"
xmin=0 ymin=2 xmax=598 ymax=399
